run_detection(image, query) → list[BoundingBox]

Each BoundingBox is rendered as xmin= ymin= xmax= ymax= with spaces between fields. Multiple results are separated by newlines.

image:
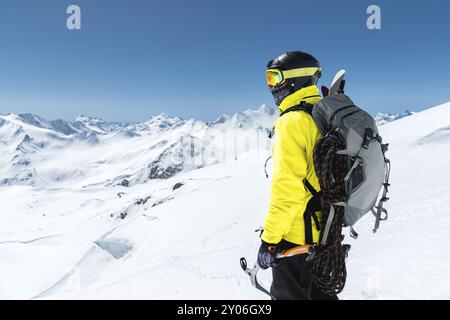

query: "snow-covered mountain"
xmin=1 ymin=101 xmax=448 ymax=299
xmin=374 ymin=110 xmax=415 ymax=126
xmin=0 ymin=105 xmax=412 ymax=187
xmin=0 ymin=105 xmax=415 ymax=188
xmin=0 ymin=106 xmax=277 ymax=188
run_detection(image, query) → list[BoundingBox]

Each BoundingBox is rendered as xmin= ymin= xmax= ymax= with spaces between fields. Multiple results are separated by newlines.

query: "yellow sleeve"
xmin=261 ymin=113 xmax=308 ymax=244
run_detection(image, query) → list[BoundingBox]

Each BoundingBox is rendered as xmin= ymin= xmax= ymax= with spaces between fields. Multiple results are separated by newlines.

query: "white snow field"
xmin=0 ymin=102 xmax=449 ymax=299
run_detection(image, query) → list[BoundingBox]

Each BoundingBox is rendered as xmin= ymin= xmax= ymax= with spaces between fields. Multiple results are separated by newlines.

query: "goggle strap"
xmin=283 ymin=67 xmax=321 ymax=79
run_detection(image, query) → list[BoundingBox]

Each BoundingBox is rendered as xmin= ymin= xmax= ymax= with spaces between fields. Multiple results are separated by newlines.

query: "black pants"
xmin=270 ymin=242 xmax=338 ymax=300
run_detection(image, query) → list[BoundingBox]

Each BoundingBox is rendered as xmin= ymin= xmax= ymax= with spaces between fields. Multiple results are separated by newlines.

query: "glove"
xmin=257 ymin=241 xmax=279 ymax=270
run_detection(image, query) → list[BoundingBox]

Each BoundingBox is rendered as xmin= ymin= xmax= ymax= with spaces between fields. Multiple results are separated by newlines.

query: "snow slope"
xmin=0 ymin=102 xmax=449 ymax=299
xmin=343 ymin=102 xmax=450 ymax=299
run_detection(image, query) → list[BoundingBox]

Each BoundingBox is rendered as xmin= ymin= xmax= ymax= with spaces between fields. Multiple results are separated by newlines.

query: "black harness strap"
xmin=304 ymin=178 xmax=318 ymax=197
xmin=303 ymin=209 xmax=314 ymax=245
xmin=279 ymin=102 xmax=313 ymax=117
xmin=303 ymin=179 xmax=322 ymax=244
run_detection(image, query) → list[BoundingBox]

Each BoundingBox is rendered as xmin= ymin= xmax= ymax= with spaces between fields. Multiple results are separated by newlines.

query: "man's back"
xmin=261 ymin=85 xmax=323 ymax=246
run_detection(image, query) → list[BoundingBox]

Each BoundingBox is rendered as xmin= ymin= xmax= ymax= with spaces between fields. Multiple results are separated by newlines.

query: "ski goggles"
xmin=266 ymin=67 xmax=321 ymax=87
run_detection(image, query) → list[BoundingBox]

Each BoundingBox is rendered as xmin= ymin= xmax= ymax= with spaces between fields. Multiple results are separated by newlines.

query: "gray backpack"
xmin=279 ymin=77 xmax=390 ymax=244
xmin=312 ymin=93 xmax=390 ymax=242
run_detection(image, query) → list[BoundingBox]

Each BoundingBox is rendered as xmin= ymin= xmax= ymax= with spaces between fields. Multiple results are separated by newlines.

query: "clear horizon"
xmin=1 ymin=0 xmax=449 ymax=122
xmin=2 ymin=101 xmax=442 ymax=125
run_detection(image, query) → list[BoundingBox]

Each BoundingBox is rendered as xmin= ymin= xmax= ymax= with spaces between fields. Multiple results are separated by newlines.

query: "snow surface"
xmin=0 ymin=102 xmax=449 ymax=299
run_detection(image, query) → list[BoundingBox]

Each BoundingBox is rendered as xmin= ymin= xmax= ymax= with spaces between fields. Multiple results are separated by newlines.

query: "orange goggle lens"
xmin=266 ymin=70 xmax=284 ymax=87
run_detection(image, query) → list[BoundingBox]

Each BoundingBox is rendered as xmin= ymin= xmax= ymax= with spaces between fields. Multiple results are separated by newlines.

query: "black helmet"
xmin=266 ymin=51 xmax=321 ymax=106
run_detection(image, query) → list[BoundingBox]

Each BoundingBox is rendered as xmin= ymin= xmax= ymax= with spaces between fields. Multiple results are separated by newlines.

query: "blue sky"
xmin=0 ymin=0 xmax=449 ymax=122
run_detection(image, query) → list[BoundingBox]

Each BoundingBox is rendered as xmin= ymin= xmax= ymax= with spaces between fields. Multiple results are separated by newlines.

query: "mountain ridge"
xmin=0 ymin=104 xmax=423 ymax=187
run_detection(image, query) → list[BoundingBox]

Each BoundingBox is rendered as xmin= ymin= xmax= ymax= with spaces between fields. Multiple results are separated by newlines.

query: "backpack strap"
xmin=303 ymin=178 xmax=322 ymax=245
xmin=304 ymin=178 xmax=319 ymax=197
xmin=272 ymin=102 xmax=314 ymax=140
xmin=279 ymin=102 xmax=314 ymax=117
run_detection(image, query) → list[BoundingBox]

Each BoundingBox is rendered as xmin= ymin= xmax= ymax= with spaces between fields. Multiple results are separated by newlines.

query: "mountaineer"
xmin=257 ymin=51 xmax=336 ymax=300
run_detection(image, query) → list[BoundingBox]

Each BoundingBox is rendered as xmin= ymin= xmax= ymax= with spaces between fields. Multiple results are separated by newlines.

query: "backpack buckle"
xmin=363 ymin=128 xmax=375 ymax=149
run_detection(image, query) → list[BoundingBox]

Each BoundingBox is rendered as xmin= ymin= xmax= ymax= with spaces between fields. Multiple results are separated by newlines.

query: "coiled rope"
xmin=311 ymin=132 xmax=349 ymax=296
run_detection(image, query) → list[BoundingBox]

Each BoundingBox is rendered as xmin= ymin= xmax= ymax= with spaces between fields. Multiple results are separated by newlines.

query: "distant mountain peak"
xmin=74 ymin=114 xmax=87 ymax=122
xmin=144 ymin=113 xmax=185 ymax=131
xmin=75 ymin=114 xmax=105 ymax=124
xmin=375 ymin=110 xmax=415 ymax=126
xmin=211 ymin=114 xmax=229 ymax=125
xmin=257 ymin=104 xmax=275 ymax=115
xmin=209 ymin=105 xmax=277 ymax=130
xmin=18 ymin=113 xmax=51 ymax=129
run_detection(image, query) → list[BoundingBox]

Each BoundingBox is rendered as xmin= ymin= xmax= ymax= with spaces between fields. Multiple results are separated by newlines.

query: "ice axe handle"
xmin=240 ymin=257 xmax=275 ymax=300
xmin=276 ymin=245 xmax=314 ymax=259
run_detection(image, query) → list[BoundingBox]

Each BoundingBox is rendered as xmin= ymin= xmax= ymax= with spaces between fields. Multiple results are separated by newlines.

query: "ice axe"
xmin=240 ymin=245 xmax=314 ymax=299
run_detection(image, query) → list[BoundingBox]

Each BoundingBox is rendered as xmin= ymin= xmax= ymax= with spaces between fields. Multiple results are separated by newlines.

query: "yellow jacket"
xmin=261 ymin=85 xmax=323 ymax=245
